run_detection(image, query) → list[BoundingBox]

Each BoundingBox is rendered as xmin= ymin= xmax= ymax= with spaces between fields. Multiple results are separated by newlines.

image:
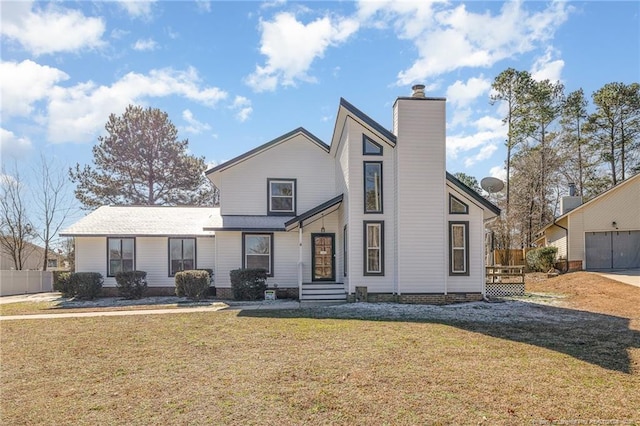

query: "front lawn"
xmin=1 ymin=272 xmax=638 ymax=425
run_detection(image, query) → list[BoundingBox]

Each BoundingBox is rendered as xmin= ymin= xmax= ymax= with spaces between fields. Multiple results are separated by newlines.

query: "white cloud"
xmin=358 ymin=1 xmax=570 ymax=86
xmin=0 ymin=60 xmax=69 ymax=117
xmin=230 ymin=96 xmax=253 ymax=122
xmin=132 ymin=38 xmax=159 ymax=51
xmin=464 ymin=143 xmax=498 ymax=167
xmin=195 ymin=1 xmax=211 ymax=13
xmin=530 ymin=48 xmax=565 ymax=82
xmin=446 ymin=76 xmax=491 ymax=107
xmin=111 ymin=28 xmax=130 ymax=39
xmin=182 ymin=110 xmax=211 ymax=134
xmin=0 ymin=128 xmax=33 ymax=159
xmin=0 ymin=1 xmax=105 ymax=55
xmin=46 ymin=67 xmax=228 ymax=143
xmin=489 ymin=165 xmax=507 ymax=182
xmin=245 ymin=12 xmax=359 ymax=92
xmin=116 ymin=0 xmax=156 ymax=19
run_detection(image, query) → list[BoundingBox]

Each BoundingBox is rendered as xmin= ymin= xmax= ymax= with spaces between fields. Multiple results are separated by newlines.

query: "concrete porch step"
xmin=300 ymin=282 xmax=346 ymax=302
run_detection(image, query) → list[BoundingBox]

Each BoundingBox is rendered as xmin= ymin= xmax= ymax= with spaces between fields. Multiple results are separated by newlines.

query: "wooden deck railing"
xmin=485 ymin=265 xmax=525 ymax=284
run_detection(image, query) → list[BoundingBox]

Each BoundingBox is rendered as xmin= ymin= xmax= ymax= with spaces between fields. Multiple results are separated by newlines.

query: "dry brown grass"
xmin=1 ymin=272 xmax=639 ymax=425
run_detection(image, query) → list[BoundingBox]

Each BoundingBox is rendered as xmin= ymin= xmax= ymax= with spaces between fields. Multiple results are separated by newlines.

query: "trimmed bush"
xmin=53 ymin=272 xmax=74 ymax=297
xmin=230 ymin=268 xmax=267 ymax=301
xmin=526 ymin=247 xmax=558 ymax=272
xmin=115 ymin=270 xmax=148 ymax=299
xmin=175 ymin=270 xmax=210 ymax=300
xmin=70 ymin=272 xmax=103 ymax=300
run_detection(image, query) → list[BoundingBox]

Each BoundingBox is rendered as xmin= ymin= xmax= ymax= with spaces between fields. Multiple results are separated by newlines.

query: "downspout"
xmin=298 ymin=224 xmax=303 ymax=299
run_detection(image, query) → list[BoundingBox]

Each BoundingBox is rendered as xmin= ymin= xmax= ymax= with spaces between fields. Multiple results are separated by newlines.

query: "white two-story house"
xmin=62 ymin=85 xmax=500 ymax=303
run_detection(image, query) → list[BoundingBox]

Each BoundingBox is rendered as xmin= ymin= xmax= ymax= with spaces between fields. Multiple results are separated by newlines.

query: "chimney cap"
xmin=411 ymin=84 xmax=426 ymax=98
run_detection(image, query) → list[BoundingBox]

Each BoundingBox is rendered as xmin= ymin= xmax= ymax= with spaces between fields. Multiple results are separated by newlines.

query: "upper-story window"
xmin=364 ymin=161 xmax=383 ymax=213
xmin=449 ymin=195 xmax=469 ymax=214
xmin=267 ymin=178 xmax=296 ymax=215
xmin=363 ymin=135 xmax=383 ymax=155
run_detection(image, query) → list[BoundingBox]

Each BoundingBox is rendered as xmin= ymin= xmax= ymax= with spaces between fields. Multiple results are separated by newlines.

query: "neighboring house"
xmin=0 ymin=241 xmax=68 ymax=271
xmin=62 ymin=85 xmax=500 ymax=302
xmin=536 ymin=173 xmax=640 ymax=271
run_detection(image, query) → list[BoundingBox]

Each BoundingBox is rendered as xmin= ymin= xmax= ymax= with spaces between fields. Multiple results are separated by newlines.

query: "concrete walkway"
xmin=0 ymin=293 xmax=302 ymax=321
xmin=593 ymin=269 xmax=640 ymax=288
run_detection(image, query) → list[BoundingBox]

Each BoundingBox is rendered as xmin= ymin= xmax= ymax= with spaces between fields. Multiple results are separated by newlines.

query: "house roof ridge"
xmin=205 ymin=127 xmax=329 ymax=175
xmin=339 ymin=97 xmax=397 ymax=144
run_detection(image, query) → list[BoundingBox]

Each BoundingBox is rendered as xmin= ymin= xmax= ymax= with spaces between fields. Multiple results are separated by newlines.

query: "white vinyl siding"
xmin=394 ymin=98 xmax=446 ymax=293
xmin=215 ymin=133 xmax=335 ymax=216
xmin=75 ymin=236 xmax=214 ymax=287
xmin=445 ymin=186 xmax=486 ymax=293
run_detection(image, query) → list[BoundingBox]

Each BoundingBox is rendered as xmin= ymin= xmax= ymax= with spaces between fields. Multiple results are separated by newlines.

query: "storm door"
xmin=312 ymin=233 xmax=335 ymax=281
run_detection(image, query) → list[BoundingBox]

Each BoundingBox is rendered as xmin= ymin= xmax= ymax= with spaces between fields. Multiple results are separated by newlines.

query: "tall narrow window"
xmin=363 ymin=135 xmax=383 ymax=155
xmin=343 ymin=225 xmax=348 ymax=277
xmin=364 ymin=161 xmax=383 ymax=213
xmin=364 ymin=221 xmax=384 ymax=275
xmin=169 ymin=238 xmax=196 ymax=276
xmin=268 ymin=179 xmax=296 ymax=215
xmin=449 ymin=222 xmax=469 ymax=275
xmin=108 ymin=238 xmax=135 ymax=276
xmin=243 ymin=233 xmax=273 ymax=276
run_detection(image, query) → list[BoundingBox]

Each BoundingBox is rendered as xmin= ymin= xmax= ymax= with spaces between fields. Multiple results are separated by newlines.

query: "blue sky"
xmin=1 ymin=1 xmax=639 ymax=219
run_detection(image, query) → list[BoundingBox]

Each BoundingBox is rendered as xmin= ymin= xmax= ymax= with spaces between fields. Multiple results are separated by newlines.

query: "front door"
xmin=312 ymin=233 xmax=335 ymax=281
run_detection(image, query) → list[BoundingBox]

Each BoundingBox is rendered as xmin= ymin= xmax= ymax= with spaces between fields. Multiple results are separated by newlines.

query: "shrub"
xmin=526 ymin=247 xmax=558 ymax=272
xmin=175 ymin=270 xmax=210 ymax=300
xmin=53 ymin=272 xmax=74 ymax=297
xmin=115 ymin=270 xmax=148 ymax=299
xmin=230 ymin=268 xmax=267 ymax=301
xmin=70 ymin=272 xmax=103 ymax=300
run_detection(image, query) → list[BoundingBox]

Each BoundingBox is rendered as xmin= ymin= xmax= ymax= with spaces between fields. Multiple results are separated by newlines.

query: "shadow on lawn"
xmin=238 ymin=302 xmax=640 ymax=374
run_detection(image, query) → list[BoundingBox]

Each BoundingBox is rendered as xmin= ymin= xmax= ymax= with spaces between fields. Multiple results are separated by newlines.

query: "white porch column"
xmin=298 ymin=225 xmax=303 ymax=297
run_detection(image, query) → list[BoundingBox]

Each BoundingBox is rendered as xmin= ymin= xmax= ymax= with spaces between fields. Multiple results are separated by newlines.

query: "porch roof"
xmin=284 ymin=194 xmax=344 ymax=231
xmin=204 ymin=214 xmax=293 ymax=232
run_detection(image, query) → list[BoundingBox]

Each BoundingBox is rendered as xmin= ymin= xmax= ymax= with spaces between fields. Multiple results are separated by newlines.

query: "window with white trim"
xmin=169 ymin=238 xmax=196 ymax=276
xmin=449 ymin=221 xmax=469 ymax=275
xmin=243 ymin=233 xmax=273 ymax=276
xmin=268 ymin=179 xmax=296 ymax=215
xmin=364 ymin=221 xmax=384 ymax=275
xmin=108 ymin=238 xmax=135 ymax=276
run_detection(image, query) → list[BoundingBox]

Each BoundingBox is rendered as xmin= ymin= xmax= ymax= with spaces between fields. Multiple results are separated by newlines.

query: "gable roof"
xmin=539 ymin=172 xmax=640 ymax=232
xmin=205 ymin=127 xmax=329 ymax=175
xmin=60 ymin=206 xmax=218 ymax=237
xmin=445 ymin=172 xmax=501 ymax=216
xmin=337 ymin=98 xmax=397 ymax=145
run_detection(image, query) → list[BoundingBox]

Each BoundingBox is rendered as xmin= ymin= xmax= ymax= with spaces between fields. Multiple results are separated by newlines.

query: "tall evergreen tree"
xmin=70 ymin=105 xmax=216 ymax=209
xmin=585 ymin=82 xmax=640 ymax=185
xmin=490 ymin=68 xmax=533 ymax=213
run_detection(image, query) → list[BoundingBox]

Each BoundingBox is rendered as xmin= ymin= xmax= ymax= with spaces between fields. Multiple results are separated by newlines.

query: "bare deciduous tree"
xmin=0 ymin=166 xmax=36 ymax=270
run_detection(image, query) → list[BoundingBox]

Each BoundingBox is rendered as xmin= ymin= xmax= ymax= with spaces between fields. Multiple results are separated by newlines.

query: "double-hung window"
xmin=364 ymin=221 xmax=384 ymax=275
xmin=449 ymin=221 xmax=469 ymax=275
xmin=268 ymin=179 xmax=296 ymax=215
xmin=243 ymin=233 xmax=273 ymax=276
xmin=108 ymin=238 xmax=135 ymax=276
xmin=364 ymin=162 xmax=383 ymax=213
xmin=169 ymin=238 xmax=196 ymax=276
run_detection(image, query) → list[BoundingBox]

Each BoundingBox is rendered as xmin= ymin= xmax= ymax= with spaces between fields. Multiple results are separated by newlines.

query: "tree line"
xmin=489 ymin=68 xmax=639 ymax=250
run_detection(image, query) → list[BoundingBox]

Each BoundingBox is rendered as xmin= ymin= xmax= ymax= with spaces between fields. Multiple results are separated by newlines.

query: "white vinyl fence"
xmin=0 ymin=270 xmax=53 ymax=296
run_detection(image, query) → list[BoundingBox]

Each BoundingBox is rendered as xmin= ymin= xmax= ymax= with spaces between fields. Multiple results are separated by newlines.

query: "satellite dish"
xmin=481 ymin=177 xmax=504 ymax=194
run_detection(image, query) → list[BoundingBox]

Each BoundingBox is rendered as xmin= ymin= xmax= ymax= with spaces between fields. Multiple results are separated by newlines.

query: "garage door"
xmin=585 ymin=230 xmax=640 ymax=270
